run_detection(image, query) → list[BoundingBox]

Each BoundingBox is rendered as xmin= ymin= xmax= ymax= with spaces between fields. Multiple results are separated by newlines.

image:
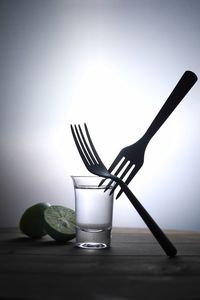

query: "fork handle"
xmin=116 ymin=179 xmax=177 ymax=257
xmin=143 ymin=71 xmax=198 ymax=144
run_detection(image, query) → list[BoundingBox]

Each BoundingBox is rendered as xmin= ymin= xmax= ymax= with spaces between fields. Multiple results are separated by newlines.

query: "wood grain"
xmin=0 ymin=228 xmax=200 ymax=299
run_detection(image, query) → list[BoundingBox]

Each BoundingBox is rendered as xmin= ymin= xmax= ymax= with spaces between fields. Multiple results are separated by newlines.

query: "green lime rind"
xmin=19 ymin=202 xmax=51 ymax=239
xmin=44 ymin=205 xmax=76 ymax=242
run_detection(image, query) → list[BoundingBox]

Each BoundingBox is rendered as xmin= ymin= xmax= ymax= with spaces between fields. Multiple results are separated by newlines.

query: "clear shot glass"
xmin=71 ymin=176 xmax=114 ymax=249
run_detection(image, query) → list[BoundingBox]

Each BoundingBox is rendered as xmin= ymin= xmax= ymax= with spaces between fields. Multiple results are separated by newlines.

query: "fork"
xmin=100 ymin=70 xmax=198 ymax=198
xmin=71 ymin=123 xmax=177 ymax=257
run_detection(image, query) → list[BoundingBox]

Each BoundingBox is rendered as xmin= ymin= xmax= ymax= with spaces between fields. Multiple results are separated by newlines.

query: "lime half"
xmin=44 ymin=205 xmax=76 ymax=242
xmin=19 ymin=202 xmax=51 ymax=239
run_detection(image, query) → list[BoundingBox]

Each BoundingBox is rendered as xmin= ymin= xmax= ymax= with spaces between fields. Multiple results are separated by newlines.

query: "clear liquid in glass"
xmin=75 ymin=185 xmax=114 ymax=249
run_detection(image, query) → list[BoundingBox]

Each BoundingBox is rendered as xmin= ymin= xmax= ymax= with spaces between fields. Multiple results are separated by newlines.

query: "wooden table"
xmin=0 ymin=228 xmax=200 ymax=299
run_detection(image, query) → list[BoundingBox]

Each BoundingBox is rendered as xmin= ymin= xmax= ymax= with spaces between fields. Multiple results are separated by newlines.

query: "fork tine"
xmin=108 ymin=154 xmax=124 ymax=173
xmin=98 ymin=154 xmax=122 ymax=187
xmin=104 ymin=159 xmax=134 ymax=194
xmin=98 ymin=177 xmax=107 ymax=187
xmin=74 ymin=124 xmax=94 ymax=165
xmin=118 ymin=161 xmax=135 ymax=182
xmin=116 ymin=164 xmax=142 ymax=199
xmin=108 ymin=182 xmax=118 ymax=195
xmin=107 ymin=161 xmax=135 ymax=195
xmin=70 ymin=125 xmax=91 ymax=169
xmin=103 ymin=158 xmax=128 ymax=191
xmin=78 ymin=124 xmax=97 ymax=164
xmin=84 ymin=123 xmax=104 ymax=166
xmin=113 ymin=158 xmax=128 ymax=176
xmin=104 ymin=180 xmax=114 ymax=192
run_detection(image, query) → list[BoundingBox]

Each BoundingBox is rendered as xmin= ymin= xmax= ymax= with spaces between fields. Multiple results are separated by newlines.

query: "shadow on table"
xmin=5 ymin=236 xmax=75 ymax=247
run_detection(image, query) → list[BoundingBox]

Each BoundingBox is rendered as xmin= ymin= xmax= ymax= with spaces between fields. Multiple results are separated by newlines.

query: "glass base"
xmin=76 ymin=242 xmax=108 ymax=249
xmin=76 ymin=227 xmax=111 ymax=249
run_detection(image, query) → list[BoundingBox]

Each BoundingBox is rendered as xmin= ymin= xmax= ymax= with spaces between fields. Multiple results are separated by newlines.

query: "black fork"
xmin=70 ymin=123 xmax=177 ymax=257
xmin=99 ymin=71 xmax=198 ymax=198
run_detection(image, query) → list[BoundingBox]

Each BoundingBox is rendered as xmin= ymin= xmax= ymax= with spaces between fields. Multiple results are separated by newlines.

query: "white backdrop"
xmin=0 ymin=0 xmax=200 ymax=230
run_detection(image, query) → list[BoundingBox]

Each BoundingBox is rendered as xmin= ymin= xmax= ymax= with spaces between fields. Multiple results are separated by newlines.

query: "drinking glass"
xmin=71 ymin=176 xmax=114 ymax=249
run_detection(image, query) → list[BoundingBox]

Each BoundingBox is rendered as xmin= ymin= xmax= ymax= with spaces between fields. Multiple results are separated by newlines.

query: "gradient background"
xmin=0 ymin=0 xmax=200 ymax=230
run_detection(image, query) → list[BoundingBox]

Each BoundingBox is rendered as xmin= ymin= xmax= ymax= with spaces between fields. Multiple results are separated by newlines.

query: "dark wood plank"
xmin=0 ymin=228 xmax=200 ymax=300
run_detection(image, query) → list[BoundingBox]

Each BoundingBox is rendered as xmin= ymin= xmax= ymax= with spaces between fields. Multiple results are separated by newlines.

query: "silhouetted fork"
xmin=70 ymin=123 xmax=177 ymax=257
xmin=100 ymin=70 xmax=198 ymax=198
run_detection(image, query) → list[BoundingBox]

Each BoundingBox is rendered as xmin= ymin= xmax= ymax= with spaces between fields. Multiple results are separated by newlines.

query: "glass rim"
xmin=71 ymin=175 xmax=111 ymax=189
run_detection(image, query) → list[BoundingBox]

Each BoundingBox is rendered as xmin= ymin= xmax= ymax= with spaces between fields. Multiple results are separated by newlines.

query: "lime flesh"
xmin=19 ymin=202 xmax=51 ymax=239
xmin=44 ymin=205 xmax=76 ymax=242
